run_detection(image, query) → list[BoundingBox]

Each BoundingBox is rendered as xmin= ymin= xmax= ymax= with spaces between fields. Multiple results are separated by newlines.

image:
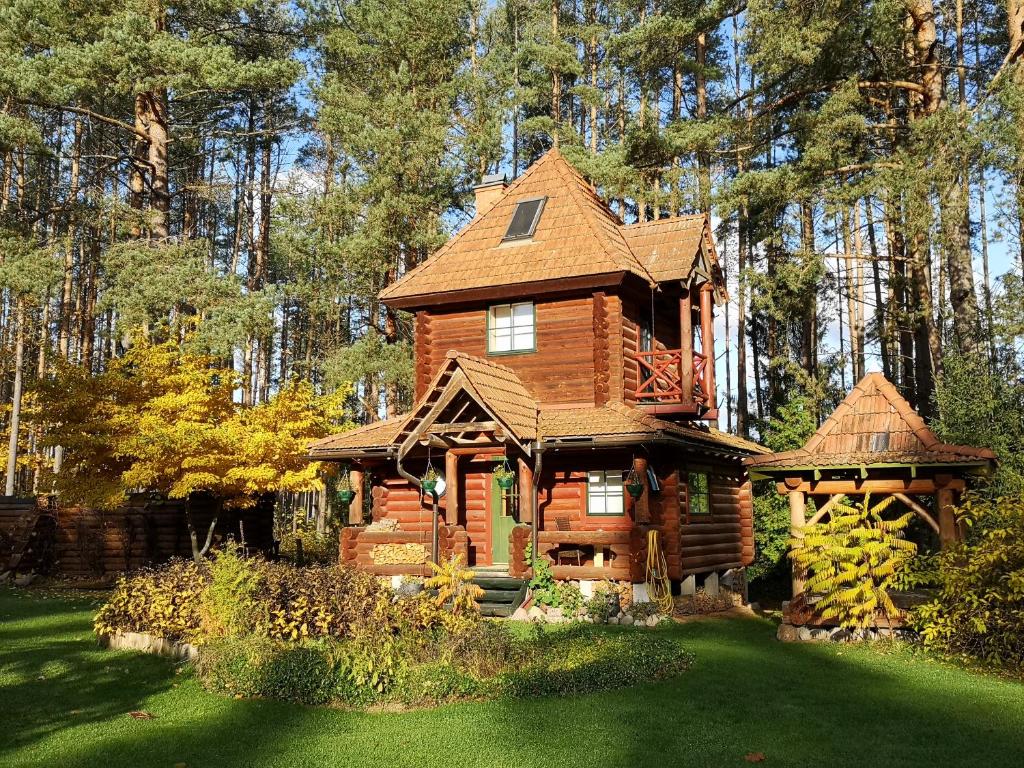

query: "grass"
xmin=1 ymin=588 xmax=1023 ymax=767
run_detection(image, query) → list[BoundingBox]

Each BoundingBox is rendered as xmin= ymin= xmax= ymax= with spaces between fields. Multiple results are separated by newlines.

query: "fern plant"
xmin=790 ymin=494 xmax=917 ymax=629
xmin=425 ymin=555 xmax=484 ymax=633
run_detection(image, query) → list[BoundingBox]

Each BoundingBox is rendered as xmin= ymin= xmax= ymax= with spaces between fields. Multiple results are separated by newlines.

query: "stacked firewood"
xmin=371 ymin=542 xmax=427 ymax=565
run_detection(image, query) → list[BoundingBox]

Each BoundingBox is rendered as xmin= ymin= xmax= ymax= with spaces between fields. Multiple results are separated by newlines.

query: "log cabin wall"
xmin=620 ymin=288 xmax=685 ymax=403
xmin=678 ymin=463 xmax=754 ymax=575
xmin=368 ymin=459 xmax=494 ymax=566
xmin=414 ymin=294 xmax=598 ymax=405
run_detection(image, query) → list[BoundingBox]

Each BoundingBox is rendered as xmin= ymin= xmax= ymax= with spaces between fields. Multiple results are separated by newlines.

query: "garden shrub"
xmin=202 ymin=545 xmax=267 ymax=638
xmin=498 ymin=630 xmax=692 ymax=698
xmin=910 ymin=494 xmax=1024 ymax=671
xmin=94 ymin=559 xmax=208 ymax=643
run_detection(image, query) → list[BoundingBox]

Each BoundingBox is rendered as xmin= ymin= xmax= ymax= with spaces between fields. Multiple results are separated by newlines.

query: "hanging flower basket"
xmin=421 ymin=466 xmax=439 ymax=495
xmin=626 ymin=480 xmax=645 ymax=499
xmin=337 ymin=489 xmax=355 ymax=506
xmin=494 ymin=459 xmax=516 ymax=491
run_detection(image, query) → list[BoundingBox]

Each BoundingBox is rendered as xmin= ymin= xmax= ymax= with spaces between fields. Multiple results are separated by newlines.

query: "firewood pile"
xmin=371 ymin=542 xmax=427 ymax=565
xmin=366 ymin=518 xmax=399 ymax=532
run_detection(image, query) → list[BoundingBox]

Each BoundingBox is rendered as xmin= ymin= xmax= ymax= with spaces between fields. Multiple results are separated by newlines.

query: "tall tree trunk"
xmin=5 ymin=298 xmax=25 ymax=496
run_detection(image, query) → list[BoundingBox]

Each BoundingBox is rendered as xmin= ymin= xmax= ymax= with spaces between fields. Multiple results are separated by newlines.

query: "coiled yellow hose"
xmin=645 ymin=529 xmax=674 ymax=614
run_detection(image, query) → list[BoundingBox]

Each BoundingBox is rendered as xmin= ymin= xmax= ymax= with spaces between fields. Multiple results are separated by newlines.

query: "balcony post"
xmin=349 ymin=469 xmax=364 ymax=525
xmin=679 ymin=286 xmax=695 ymax=408
xmin=699 ymin=283 xmax=717 ymax=411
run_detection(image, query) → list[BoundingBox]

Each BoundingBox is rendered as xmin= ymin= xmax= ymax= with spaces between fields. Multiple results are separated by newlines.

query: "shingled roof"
xmin=745 ymin=372 xmax=997 ymax=471
xmin=310 ymin=356 xmax=766 ymax=459
xmin=377 ymin=149 xmax=716 ymax=308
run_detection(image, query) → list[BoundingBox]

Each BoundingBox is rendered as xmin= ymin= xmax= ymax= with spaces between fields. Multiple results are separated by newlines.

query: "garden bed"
xmin=93 ymin=549 xmax=692 ymax=710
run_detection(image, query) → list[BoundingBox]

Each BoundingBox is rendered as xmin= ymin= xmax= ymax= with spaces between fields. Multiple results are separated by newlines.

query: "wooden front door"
xmin=490 ymin=473 xmax=515 ymax=565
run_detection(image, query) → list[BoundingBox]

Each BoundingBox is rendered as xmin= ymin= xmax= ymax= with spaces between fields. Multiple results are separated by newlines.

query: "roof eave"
xmin=380 ymin=271 xmax=629 ymax=310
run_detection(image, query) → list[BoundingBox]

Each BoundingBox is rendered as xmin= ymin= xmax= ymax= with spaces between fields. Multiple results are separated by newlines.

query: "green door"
xmin=490 ymin=473 xmax=516 ymax=565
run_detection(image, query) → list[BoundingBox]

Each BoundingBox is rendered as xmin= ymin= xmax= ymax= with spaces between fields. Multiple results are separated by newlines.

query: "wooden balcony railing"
xmin=634 ymin=349 xmax=711 ymax=408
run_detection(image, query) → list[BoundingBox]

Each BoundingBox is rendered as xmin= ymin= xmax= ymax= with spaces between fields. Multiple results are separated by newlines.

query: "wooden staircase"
xmin=472 ymin=570 xmax=527 ymax=618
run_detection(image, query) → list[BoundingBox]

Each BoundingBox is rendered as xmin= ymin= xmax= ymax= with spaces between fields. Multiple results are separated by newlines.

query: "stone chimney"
xmin=473 ymin=173 xmax=507 ymax=219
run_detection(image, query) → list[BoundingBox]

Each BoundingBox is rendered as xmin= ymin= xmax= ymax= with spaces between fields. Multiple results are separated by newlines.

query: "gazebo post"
xmin=787 ymin=487 xmax=806 ymax=597
xmin=936 ymin=486 xmax=958 ymax=547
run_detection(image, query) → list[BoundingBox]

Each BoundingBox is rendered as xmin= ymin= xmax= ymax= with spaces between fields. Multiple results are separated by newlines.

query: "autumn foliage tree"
xmin=36 ymin=336 xmax=349 ymax=561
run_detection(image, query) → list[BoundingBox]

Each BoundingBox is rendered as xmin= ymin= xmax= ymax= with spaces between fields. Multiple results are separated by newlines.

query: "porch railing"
xmin=634 ymin=349 xmax=710 ymax=406
xmin=536 ymin=529 xmax=634 ymax=580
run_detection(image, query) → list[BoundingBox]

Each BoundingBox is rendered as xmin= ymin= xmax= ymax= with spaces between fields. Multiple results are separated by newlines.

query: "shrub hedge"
xmin=96 ymin=548 xmax=694 ymax=709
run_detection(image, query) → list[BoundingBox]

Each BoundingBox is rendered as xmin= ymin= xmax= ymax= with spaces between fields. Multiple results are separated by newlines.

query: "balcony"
xmin=634 ymin=349 xmax=715 ymax=417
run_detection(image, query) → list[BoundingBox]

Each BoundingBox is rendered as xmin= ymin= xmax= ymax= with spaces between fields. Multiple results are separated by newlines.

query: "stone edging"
xmin=97 ymin=630 xmax=199 ymax=661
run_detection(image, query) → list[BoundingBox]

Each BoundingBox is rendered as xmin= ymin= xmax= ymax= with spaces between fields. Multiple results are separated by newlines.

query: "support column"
xmin=699 ymin=283 xmax=717 ymax=411
xmin=679 ymin=287 xmax=694 ymax=408
xmin=633 ymin=457 xmax=650 ymax=523
xmin=518 ymin=456 xmax=534 ymax=523
xmin=348 ymin=469 xmax=364 ymax=526
xmin=936 ymin=486 xmax=958 ymax=547
xmin=788 ymin=488 xmax=806 ymax=597
xmin=444 ymin=451 xmax=459 ymax=525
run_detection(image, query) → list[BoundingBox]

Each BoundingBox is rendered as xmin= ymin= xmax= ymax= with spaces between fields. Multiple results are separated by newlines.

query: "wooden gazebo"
xmin=745 ymin=373 xmax=996 ymax=600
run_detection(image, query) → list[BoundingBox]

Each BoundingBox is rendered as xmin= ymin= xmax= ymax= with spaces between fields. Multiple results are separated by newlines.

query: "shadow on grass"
xmin=3 ymin=588 xmax=1023 ymax=768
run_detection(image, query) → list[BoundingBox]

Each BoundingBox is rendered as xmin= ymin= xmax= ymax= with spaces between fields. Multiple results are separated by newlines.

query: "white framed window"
xmin=587 ymin=470 xmax=624 ymax=516
xmin=488 ymin=301 xmax=535 ymax=354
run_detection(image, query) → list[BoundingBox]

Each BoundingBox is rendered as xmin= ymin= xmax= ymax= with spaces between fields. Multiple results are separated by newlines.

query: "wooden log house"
xmin=309 ymin=149 xmax=768 ymax=589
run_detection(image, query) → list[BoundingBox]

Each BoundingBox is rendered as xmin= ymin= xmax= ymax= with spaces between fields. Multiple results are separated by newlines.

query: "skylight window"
xmin=502 ymin=196 xmax=547 ymax=241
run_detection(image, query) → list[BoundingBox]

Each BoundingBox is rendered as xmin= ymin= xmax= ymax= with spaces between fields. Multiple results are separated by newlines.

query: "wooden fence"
xmin=1 ymin=494 xmax=275 ymax=578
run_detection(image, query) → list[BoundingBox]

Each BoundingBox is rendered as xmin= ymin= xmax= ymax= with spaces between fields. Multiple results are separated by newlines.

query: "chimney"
xmin=473 ymin=173 xmax=507 ymax=219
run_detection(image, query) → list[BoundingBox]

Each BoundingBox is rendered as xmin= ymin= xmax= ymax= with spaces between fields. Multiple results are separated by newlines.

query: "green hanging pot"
xmin=337 ymin=489 xmax=355 ymax=506
xmin=496 ymin=474 xmax=515 ymax=491
xmin=626 ymin=480 xmax=645 ymax=500
xmin=422 ymin=479 xmax=438 ymax=494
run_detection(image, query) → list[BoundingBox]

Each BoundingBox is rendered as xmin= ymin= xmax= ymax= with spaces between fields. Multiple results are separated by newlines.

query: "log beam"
xmin=632 ymin=457 xmax=650 ymax=523
xmin=349 ymin=470 xmax=364 ymax=526
xmin=518 ymin=456 xmax=534 ymax=524
xmin=788 ymin=489 xmax=806 ymax=597
xmin=444 ymin=451 xmax=459 ymax=525
xmin=699 ymin=283 xmax=717 ymax=411
xmin=893 ymin=493 xmax=940 ymax=535
xmin=936 ymin=487 xmax=958 ymax=546
xmin=777 ymin=478 xmax=964 ymax=495
xmin=679 ymin=288 xmax=695 ymax=408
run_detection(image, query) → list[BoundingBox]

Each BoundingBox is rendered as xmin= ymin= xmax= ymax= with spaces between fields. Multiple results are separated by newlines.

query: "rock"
xmin=776 ymin=623 xmax=799 ymax=642
xmin=608 ymin=616 xmax=619 ymax=625
xmin=616 ymin=611 xmax=625 ymax=620
xmin=645 ymin=615 xmax=659 ymax=627
xmin=0 ymin=571 xmax=10 ymax=584
xmin=14 ymin=573 xmax=35 ymax=587
xmin=810 ymin=629 xmax=830 ymax=641
xmin=797 ymin=626 xmax=814 ymax=642
xmin=831 ymin=628 xmax=854 ymax=643
xmin=394 ymin=580 xmax=423 ymax=599
xmin=620 ymin=615 xmax=635 ymax=626
xmin=546 ymin=607 xmax=563 ymax=619
xmin=747 ymin=602 xmax=762 ymax=613
xmin=527 ymin=606 xmax=545 ymax=621
xmin=510 ymin=606 xmax=531 ymax=621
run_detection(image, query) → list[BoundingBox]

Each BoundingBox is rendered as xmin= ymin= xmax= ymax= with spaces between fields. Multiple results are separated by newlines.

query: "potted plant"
xmin=421 ymin=466 xmax=439 ymax=494
xmin=626 ymin=471 xmax=645 ymax=499
xmin=336 ymin=474 xmax=355 ymax=507
xmin=494 ymin=461 xmax=516 ymax=491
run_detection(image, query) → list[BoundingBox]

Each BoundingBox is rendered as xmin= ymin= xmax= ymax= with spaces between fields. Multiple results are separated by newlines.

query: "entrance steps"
xmin=471 ymin=568 xmax=527 ymax=618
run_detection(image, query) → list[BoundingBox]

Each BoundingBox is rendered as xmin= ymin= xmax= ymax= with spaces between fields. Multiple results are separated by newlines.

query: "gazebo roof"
xmin=745 ymin=373 xmax=996 ymax=474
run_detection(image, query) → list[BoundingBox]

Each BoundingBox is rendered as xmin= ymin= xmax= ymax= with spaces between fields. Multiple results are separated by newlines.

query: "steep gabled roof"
xmin=621 ymin=215 xmax=708 ymax=283
xmin=378 ymin=149 xmax=706 ymax=308
xmin=745 ymin=372 xmax=997 ymax=470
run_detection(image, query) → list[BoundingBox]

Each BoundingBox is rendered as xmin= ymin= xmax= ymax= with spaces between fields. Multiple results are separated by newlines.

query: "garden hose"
xmin=645 ymin=529 xmax=674 ymax=614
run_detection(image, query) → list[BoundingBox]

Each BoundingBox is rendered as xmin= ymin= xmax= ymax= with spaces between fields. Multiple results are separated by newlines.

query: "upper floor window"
xmin=488 ymin=302 xmax=535 ymax=354
xmin=503 ymin=196 xmax=547 ymax=241
xmin=587 ymin=470 xmax=624 ymax=516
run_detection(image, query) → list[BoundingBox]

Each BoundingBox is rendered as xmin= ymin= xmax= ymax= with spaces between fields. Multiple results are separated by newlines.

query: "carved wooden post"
xmin=444 ymin=451 xmax=459 ymax=525
xmin=679 ymin=287 xmax=694 ymax=407
xmin=349 ymin=469 xmax=364 ymax=526
xmin=788 ymin=487 xmax=806 ymax=597
xmin=633 ymin=457 xmax=650 ymax=523
xmin=699 ymin=283 xmax=717 ymax=410
xmin=518 ymin=456 xmax=534 ymax=524
xmin=936 ymin=486 xmax=958 ymax=547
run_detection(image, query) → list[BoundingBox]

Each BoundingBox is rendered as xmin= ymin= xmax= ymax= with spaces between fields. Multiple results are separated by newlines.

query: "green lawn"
xmin=2 ymin=588 xmax=1023 ymax=768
